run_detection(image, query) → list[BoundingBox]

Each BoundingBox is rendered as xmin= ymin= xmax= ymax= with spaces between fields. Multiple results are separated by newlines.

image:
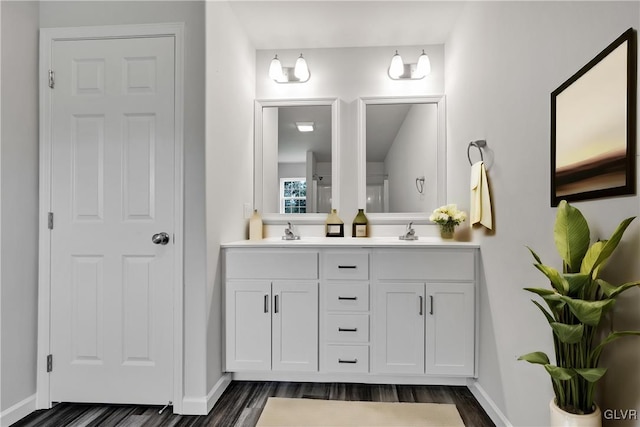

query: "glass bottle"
xmin=249 ymin=209 xmax=263 ymax=241
xmin=352 ymin=209 xmax=368 ymax=238
xmin=325 ymin=209 xmax=344 ymax=237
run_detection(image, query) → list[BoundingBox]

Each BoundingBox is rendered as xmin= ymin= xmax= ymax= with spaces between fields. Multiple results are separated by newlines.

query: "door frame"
xmin=37 ymin=23 xmax=185 ymax=413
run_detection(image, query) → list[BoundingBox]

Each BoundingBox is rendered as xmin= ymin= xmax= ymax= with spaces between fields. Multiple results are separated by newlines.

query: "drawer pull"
xmin=338 ymin=327 xmax=358 ymax=332
xmin=338 ymin=296 xmax=358 ymax=301
xmin=338 ymin=358 xmax=358 ymax=364
xmin=338 ymin=265 xmax=357 ymax=269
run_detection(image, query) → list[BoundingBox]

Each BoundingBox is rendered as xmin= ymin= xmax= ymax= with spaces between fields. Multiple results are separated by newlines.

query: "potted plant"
xmin=429 ymin=204 xmax=466 ymax=239
xmin=519 ymin=200 xmax=640 ymax=427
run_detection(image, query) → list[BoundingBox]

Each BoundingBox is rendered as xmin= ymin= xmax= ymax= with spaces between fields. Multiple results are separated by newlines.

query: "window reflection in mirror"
xmin=364 ymin=101 xmax=441 ymax=215
xmin=262 ymin=105 xmax=332 ymax=214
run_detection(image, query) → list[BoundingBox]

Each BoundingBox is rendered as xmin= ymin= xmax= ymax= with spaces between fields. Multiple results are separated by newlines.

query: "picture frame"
xmin=551 ymin=28 xmax=637 ymax=207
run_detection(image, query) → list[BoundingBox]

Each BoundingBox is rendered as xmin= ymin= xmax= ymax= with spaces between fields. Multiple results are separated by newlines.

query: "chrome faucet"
xmin=282 ymin=222 xmax=301 ymax=240
xmin=399 ymin=222 xmax=418 ymax=240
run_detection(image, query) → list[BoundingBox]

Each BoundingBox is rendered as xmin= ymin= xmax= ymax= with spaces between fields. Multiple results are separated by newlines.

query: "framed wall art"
xmin=551 ymin=28 xmax=637 ymax=207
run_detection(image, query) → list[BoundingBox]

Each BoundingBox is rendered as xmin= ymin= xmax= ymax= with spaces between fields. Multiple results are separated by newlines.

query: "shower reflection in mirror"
xmin=364 ymin=100 xmax=441 ymax=214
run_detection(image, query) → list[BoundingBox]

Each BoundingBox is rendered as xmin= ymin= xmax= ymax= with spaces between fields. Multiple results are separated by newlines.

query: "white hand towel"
xmin=470 ymin=161 xmax=493 ymax=230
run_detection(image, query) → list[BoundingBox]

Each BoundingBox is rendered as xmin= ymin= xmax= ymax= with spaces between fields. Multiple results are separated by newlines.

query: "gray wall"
xmin=445 ymin=2 xmax=640 ymax=425
xmin=39 ymin=0 xmax=208 ymax=401
xmin=205 ymin=1 xmax=256 ymax=393
xmin=0 ymin=0 xmax=40 ymax=413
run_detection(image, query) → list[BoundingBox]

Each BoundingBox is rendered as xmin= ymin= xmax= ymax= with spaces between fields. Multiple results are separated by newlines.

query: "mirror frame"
xmin=357 ymin=95 xmax=446 ymax=223
xmin=254 ymin=98 xmax=340 ymax=224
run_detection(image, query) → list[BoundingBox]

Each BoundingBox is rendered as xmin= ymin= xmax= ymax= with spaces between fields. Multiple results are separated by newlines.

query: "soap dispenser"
xmin=249 ymin=209 xmax=263 ymax=240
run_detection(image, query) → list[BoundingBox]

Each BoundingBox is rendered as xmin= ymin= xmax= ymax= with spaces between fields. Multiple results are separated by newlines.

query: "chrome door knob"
xmin=152 ymin=232 xmax=170 ymax=245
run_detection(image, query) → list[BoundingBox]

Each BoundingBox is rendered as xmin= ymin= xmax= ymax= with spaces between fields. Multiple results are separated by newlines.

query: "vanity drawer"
xmin=373 ymin=249 xmax=475 ymax=281
xmin=325 ymin=314 xmax=369 ymax=343
xmin=325 ymin=283 xmax=369 ymax=311
xmin=225 ymin=250 xmax=318 ymax=279
xmin=323 ymin=252 xmax=369 ymax=280
xmin=324 ymin=345 xmax=369 ymax=373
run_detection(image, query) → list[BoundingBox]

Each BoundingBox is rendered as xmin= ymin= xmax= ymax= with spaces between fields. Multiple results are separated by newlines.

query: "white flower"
xmin=430 ymin=204 xmax=467 ymax=226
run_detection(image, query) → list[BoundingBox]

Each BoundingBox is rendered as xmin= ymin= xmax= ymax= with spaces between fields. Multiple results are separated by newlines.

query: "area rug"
xmin=256 ymin=397 xmax=465 ymax=426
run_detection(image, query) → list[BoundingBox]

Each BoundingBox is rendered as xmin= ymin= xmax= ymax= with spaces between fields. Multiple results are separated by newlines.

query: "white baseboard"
xmin=467 ymin=379 xmax=512 ymax=427
xmin=181 ymin=373 xmax=232 ymax=416
xmin=0 ymin=394 xmax=36 ymax=427
xmin=207 ymin=373 xmax=232 ymax=413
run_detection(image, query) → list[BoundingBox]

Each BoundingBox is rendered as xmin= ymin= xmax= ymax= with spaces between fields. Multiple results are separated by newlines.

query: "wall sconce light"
xmin=269 ymin=53 xmax=311 ymax=83
xmin=388 ymin=49 xmax=431 ymax=80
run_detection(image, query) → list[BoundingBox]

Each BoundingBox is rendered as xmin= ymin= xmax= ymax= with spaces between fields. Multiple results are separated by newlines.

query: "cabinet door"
xmin=225 ymin=281 xmax=271 ymax=371
xmin=374 ymin=283 xmax=425 ymax=374
xmin=426 ymin=283 xmax=475 ymax=376
xmin=272 ymin=281 xmax=319 ymax=372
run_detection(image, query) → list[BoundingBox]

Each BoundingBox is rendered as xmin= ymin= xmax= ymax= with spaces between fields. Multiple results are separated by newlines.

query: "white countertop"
xmin=221 ymin=236 xmax=480 ymax=249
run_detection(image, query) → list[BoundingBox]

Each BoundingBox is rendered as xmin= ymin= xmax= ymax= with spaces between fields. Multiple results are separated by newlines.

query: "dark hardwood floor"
xmin=13 ymin=381 xmax=495 ymax=427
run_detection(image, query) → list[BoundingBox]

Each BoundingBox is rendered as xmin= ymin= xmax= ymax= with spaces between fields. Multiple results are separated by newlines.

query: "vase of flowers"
xmin=429 ymin=204 xmax=467 ymax=239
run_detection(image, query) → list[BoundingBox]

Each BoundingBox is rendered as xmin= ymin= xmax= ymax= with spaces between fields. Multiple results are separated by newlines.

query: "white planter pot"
xmin=550 ymin=399 xmax=602 ymax=427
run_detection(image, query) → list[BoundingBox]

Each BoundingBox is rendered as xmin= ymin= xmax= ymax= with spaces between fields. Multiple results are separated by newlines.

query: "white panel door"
xmin=49 ymin=36 xmax=175 ymax=404
xmin=374 ymin=283 xmax=425 ymax=374
xmin=272 ymin=281 xmax=318 ymax=372
xmin=225 ymin=281 xmax=272 ymax=371
xmin=426 ymin=283 xmax=475 ymax=376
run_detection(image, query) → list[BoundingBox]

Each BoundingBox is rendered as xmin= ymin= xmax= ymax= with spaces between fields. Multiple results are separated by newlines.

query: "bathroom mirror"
xmin=255 ymin=98 xmax=339 ymax=223
xmin=358 ymin=96 xmax=446 ymax=222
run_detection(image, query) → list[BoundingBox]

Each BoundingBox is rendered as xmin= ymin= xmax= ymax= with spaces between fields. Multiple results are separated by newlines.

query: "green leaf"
xmin=545 ymin=364 xmax=576 ymax=380
xmin=532 ymin=300 xmax=556 ymax=323
xmin=564 ymin=273 xmax=591 ymax=296
xmin=554 ymin=200 xmax=590 ymax=273
xmin=589 ymin=217 xmax=635 ymax=275
xmin=575 ymin=368 xmax=607 ymax=383
xmin=591 ymin=331 xmax=640 ymax=362
xmin=526 ymin=246 xmax=542 ymax=264
xmin=524 ymin=287 xmax=556 ymax=297
xmin=518 ymin=351 xmax=550 ymax=365
xmin=580 ymin=241 xmax=606 ymax=277
xmin=534 ymin=264 xmax=569 ymax=294
xmin=560 ymin=296 xmax=615 ymax=326
xmin=551 ymin=322 xmax=584 ymax=344
xmin=596 ymin=279 xmax=640 ymax=299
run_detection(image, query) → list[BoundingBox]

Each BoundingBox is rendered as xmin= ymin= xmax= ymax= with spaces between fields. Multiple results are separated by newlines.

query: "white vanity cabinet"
xmin=224 ymin=249 xmax=319 ymax=372
xmin=222 ymin=240 xmax=478 ymax=383
xmin=372 ymin=249 xmax=476 ymax=377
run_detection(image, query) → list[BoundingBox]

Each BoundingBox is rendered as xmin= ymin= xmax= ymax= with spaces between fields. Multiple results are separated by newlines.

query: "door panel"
xmin=426 ymin=283 xmax=475 ymax=376
xmin=272 ymin=281 xmax=318 ymax=372
xmin=374 ymin=283 xmax=425 ymax=374
xmin=50 ymin=36 xmax=175 ymax=404
xmin=225 ymin=281 xmax=272 ymax=371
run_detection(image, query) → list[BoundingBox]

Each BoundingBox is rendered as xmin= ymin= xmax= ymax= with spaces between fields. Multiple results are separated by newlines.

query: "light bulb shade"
xmin=389 ymin=51 xmax=404 ymax=79
xmin=294 ymin=54 xmax=310 ymax=81
xmin=269 ymin=55 xmax=284 ymax=81
xmin=415 ymin=51 xmax=431 ymax=78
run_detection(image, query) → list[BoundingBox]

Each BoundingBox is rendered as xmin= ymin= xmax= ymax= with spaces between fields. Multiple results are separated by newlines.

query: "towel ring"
xmin=467 ymin=140 xmax=487 ymax=165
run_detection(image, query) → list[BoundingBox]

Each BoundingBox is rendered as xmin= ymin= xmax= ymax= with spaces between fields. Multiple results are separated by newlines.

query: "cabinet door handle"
xmin=429 ymin=295 xmax=434 ymax=315
xmin=419 ymin=296 xmax=423 ymax=316
xmin=338 ymin=358 xmax=358 ymax=364
xmin=274 ymin=294 xmax=279 ymax=314
xmin=338 ymin=265 xmax=357 ymax=269
xmin=338 ymin=327 xmax=358 ymax=332
xmin=338 ymin=296 xmax=357 ymax=301
xmin=264 ymin=294 xmax=269 ymax=313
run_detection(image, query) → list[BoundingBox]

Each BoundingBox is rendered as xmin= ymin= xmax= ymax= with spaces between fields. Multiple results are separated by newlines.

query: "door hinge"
xmin=48 ymin=70 xmax=55 ymax=89
xmin=47 ymin=354 xmax=53 ymax=372
xmin=48 ymin=212 xmax=54 ymax=230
